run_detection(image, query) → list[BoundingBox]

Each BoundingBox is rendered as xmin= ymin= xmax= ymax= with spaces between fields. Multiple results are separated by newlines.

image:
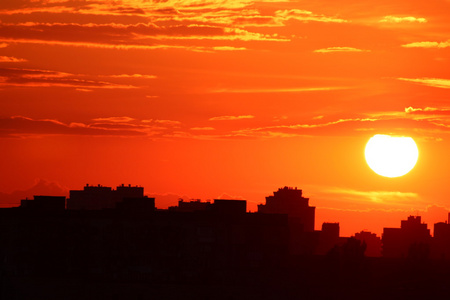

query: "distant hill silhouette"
xmin=0 ymin=179 xmax=68 ymax=208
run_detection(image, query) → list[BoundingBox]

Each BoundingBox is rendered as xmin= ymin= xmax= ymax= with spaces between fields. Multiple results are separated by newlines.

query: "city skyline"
xmin=1 ymin=0 xmax=450 ymax=237
xmin=4 ymin=182 xmax=450 ymax=238
xmin=5 ymin=183 xmax=450 ymax=260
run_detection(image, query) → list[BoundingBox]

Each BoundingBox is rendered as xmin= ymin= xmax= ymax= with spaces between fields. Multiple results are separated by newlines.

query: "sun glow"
xmin=365 ymin=134 xmax=419 ymax=178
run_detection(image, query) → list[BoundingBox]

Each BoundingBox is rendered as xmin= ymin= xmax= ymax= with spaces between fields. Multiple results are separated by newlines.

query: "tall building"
xmin=20 ymin=195 xmax=66 ymax=212
xmin=315 ymin=222 xmax=340 ymax=255
xmin=382 ymin=216 xmax=431 ymax=258
xmin=67 ymin=184 xmax=144 ymax=210
xmin=169 ymin=199 xmax=212 ymax=212
xmin=431 ymin=213 xmax=450 ymax=260
xmin=354 ymin=231 xmax=381 ymax=257
xmin=258 ymin=187 xmax=316 ymax=255
xmin=258 ymin=186 xmax=315 ymax=232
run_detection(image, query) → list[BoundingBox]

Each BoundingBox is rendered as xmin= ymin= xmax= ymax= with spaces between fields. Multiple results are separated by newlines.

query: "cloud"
xmin=210 ymin=86 xmax=349 ymax=93
xmin=0 ymin=37 xmax=266 ymax=53
xmin=92 ymin=117 xmax=135 ymax=123
xmin=324 ymin=187 xmax=419 ymax=205
xmin=313 ymin=47 xmax=369 ymax=53
xmin=190 ymin=127 xmax=215 ymax=131
xmin=0 ymin=67 xmax=137 ymax=89
xmin=209 ymin=115 xmax=255 ymax=121
xmin=212 ymin=46 xmax=247 ymax=51
xmin=0 ymin=43 xmax=8 ymax=48
xmin=379 ymin=16 xmax=427 ymax=23
xmin=107 ymin=74 xmax=157 ymax=79
xmin=0 ymin=21 xmax=288 ymax=52
xmin=0 ymin=56 xmax=27 ymax=62
xmin=0 ymin=116 xmax=147 ymax=138
xmin=402 ymin=40 xmax=450 ymax=48
xmin=153 ymin=119 xmax=182 ymax=126
xmin=398 ymin=77 xmax=450 ymax=89
xmin=141 ymin=119 xmax=182 ymax=126
xmin=404 ymin=107 xmax=450 ymax=114
xmin=274 ymin=9 xmax=348 ymax=24
xmin=222 ymin=117 xmax=379 ymax=139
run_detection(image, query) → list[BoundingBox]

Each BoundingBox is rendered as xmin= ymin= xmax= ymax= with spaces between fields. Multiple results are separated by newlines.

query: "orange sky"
xmin=1 ymin=0 xmax=450 ymax=236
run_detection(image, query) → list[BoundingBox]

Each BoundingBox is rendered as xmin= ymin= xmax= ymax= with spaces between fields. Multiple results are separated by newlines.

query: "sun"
xmin=365 ymin=134 xmax=419 ymax=178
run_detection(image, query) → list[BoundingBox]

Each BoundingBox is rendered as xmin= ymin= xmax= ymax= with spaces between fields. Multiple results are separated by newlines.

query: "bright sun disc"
xmin=365 ymin=134 xmax=419 ymax=178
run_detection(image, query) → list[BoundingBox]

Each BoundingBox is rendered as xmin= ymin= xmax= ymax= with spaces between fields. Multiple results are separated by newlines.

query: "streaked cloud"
xmin=324 ymin=187 xmax=419 ymax=205
xmin=379 ymin=16 xmax=427 ymax=23
xmin=0 ymin=21 xmax=288 ymax=52
xmin=225 ymin=117 xmax=378 ymax=139
xmin=0 ymin=56 xmax=27 ymax=62
xmin=92 ymin=117 xmax=135 ymax=123
xmin=313 ymin=47 xmax=369 ymax=53
xmin=190 ymin=127 xmax=215 ymax=131
xmin=211 ymin=86 xmax=349 ymax=93
xmin=402 ymin=40 xmax=450 ymax=48
xmin=274 ymin=9 xmax=348 ymax=24
xmin=404 ymin=107 xmax=450 ymax=114
xmin=209 ymin=115 xmax=255 ymax=121
xmin=212 ymin=46 xmax=246 ymax=51
xmin=0 ymin=38 xmax=264 ymax=53
xmin=0 ymin=43 xmax=8 ymax=48
xmin=107 ymin=74 xmax=157 ymax=79
xmin=153 ymin=119 xmax=182 ymax=126
xmin=0 ymin=67 xmax=137 ymax=89
xmin=398 ymin=77 xmax=450 ymax=89
xmin=0 ymin=116 xmax=146 ymax=138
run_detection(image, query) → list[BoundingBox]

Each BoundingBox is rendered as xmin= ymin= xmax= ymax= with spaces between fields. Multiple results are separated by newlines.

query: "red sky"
xmin=1 ymin=0 xmax=450 ymax=236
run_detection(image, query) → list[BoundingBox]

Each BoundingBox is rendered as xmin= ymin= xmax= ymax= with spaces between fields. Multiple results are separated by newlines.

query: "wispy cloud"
xmin=313 ymin=47 xmax=369 ymax=53
xmin=0 ymin=115 xmax=190 ymax=138
xmin=0 ymin=116 xmax=147 ymax=138
xmin=324 ymin=187 xmax=419 ymax=205
xmin=212 ymin=46 xmax=247 ymax=51
xmin=0 ymin=56 xmax=27 ymax=62
xmin=0 ymin=38 xmax=262 ymax=53
xmin=274 ymin=9 xmax=348 ymax=24
xmin=402 ymin=40 xmax=450 ymax=48
xmin=0 ymin=21 xmax=288 ymax=52
xmin=405 ymin=107 xmax=450 ymax=114
xmin=398 ymin=77 xmax=450 ymax=89
xmin=153 ymin=119 xmax=182 ymax=126
xmin=107 ymin=74 xmax=157 ymax=79
xmin=0 ymin=67 xmax=138 ymax=89
xmin=379 ymin=16 xmax=427 ymax=23
xmin=92 ymin=117 xmax=135 ymax=123
xmin=190 ymin=127 xmax=215 ymax=131
xmin=226 ymin=117 xmax=378 ymax=139
xmin=210 ymin=86 xmax=349 ymax=93
xmin=209 ymin=115 xmax=255 ymax=121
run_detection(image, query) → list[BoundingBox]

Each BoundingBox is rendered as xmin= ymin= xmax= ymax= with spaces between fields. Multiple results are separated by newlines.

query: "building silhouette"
xmin=4 ymin=184 xmax=450 ymax=299
xmin=431 ymin=212 xmax=450 ymax=260
xmin=315 ymin=222 xmax=342 ymax=255
xmin=20 ymin=195 xmax=66 ymax=212
xmin=257 ymin=186 xmax=315 ymax=232
xmin=354 ymin=231 xmax=382 ymax=257
xmin=169 ymin=199 xmax=212 ymax=212
xmin=67 ymin=184 xmax=144 ymax=210
xmin=382 ymin=216 xmax=431 ymax=258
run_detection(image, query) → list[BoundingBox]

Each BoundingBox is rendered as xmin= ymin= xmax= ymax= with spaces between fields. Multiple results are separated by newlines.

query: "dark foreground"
xmin=3 ymin=256 xmax=450 ymax=300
